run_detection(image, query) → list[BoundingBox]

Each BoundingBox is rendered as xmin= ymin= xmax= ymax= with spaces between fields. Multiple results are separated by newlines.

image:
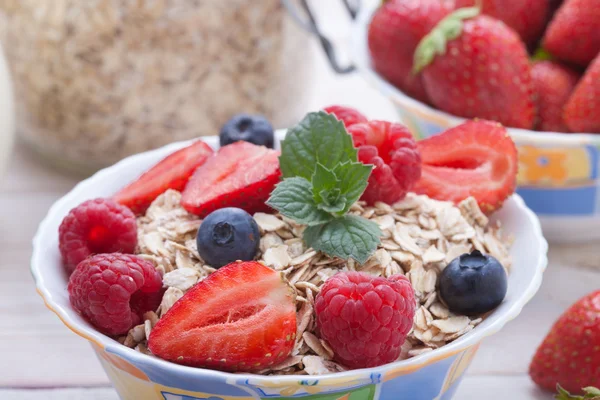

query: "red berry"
xmin=529 ymin=290 xmax=600 ymax=393
xmin=148 ymin=261 xmax=296 ymax=371
xmin=114 ymin=140 xmax=213 ymax=215
xmin=413 ymin=120 xmax=518 ymax=214
xmin=454 ymin=0 xmax=550 ymax=46
xmin=181 ymin=141 xmax=281 ymax=218
xmin=564 ymin=53 xmax=600 ymax=133
xmin=417 ymin=14 xmax=536 ymax=129
xmin=347 ymin=121 xmax=421 ymax=205
xmin=323 ymin=105 xmax=368 ymax=127
xmin=59 ymin=198 xmax=138 ymax=274
xmin=315 ymin=272 xmax=416 ymax=369
xmin=543 ymin=0 xmax=600 ymax=67
xmin=367 ymin=0 xmax=453 ymax=103
xmin=531 ymin=61 xmax=580 ymax=132
xmin=68 ymin=253 xmax=163 ymax=336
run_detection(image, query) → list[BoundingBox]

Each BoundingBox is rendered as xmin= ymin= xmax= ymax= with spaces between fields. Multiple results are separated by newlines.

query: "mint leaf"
xmin=266 ymin=178 xmax=333 ymax=226
xmin=312 ymin=163 xmax=340 ymax=204
xmin=280 ymin=111 xmax=357 ymax=180
xmin=333 ymin=161 xmax=373 ymax=211
xmin=303 ymin=215 xmax=381 ymax=264
xmin=317 ymin=188 xmax=347 ymax=214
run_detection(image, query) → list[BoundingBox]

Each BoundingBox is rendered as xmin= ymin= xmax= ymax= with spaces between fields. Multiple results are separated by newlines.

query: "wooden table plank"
xmin=456 ymin=375 xmax=552 ymax=400
xmin=0 ymin=388 xmax=117 ymax=400
xmin=0 ymin=250 xmax=109 ymax=387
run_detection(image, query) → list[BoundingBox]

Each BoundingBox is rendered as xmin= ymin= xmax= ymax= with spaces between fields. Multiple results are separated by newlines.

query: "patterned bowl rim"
xmin=350 ymin=0 xmax=600 ymax=146
xmin=31 ymin=132 xmax=548 ymax=386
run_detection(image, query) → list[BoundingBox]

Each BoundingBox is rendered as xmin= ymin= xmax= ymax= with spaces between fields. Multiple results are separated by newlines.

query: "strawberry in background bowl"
xmin=346 ymin=0 xmax=600 ymax=243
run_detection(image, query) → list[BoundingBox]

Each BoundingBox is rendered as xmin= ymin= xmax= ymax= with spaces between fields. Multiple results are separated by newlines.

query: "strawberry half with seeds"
xmin=347 ymin=120 xmax=421 ymax=205
xmin=543 ymin=0 xmax=600 ymax=67
xmin=181 ymin=141 xmax=280 ymax=217
xmin=414 ymin=8 xmax=536 ymax=129
xmin=531 ymin=61 xmax=580 ymax=132
xmin=413 ymin=120 xmax=518 ymax=214
xmin=114 ymin=140 xmax=213 ymax=215
xmin=367 ymin=0 xmax=453 ymax=103
xmin=564 ymin=53 xmax=600 ymax=133
xmin=529 ymin=290 xmax=600 ymax=394
xmin=148 ymin=261 xmax=296 ymax=371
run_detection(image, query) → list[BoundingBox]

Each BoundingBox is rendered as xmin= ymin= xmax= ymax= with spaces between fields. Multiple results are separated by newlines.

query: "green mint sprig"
xmin=266 ymin=111 xmax=381 ymax=264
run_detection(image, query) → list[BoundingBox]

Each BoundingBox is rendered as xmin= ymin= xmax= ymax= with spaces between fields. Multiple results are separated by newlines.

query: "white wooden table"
xmin=2 ymin=3 xmax=599 ymax=398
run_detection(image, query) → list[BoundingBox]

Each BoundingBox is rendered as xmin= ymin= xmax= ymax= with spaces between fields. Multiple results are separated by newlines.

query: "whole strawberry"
xmin=531 ymin=61 xmax=580 ymax=132
xmin=367 ymin=0 xmax=453 ymax=103
xmin=543 ymin=0 xmax=600 ymax=67
xmin=529 ymin=290 xmax=600 ymax=393
xmin=564 ymin=54 xmax=600 ymax=133
xmin=454 ymin=0 xmax=550 ymax=47
xmin=414 ymin=8 xmax=536 ymax=129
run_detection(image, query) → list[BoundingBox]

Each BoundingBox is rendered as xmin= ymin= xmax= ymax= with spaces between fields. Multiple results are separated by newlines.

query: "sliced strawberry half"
xmin=181 ymin=141 xmax=281 ymax=217
xmin=347 ymin=120 xmax=421 ymax=205
xmin=114 ymin=140 xmax=213 ymax=215
xmin=413 ymin=120 xmax=517 ymax=214
xmin=147 ymin=261 xmax=296 ymax=371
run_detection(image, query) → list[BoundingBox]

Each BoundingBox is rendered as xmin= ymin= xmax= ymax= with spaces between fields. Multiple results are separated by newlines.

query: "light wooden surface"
xmin=2 ymin=3 xmax=600 ymax=398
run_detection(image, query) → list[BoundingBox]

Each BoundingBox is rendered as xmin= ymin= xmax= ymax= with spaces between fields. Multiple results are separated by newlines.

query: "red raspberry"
xmin=68 ymin=253 xmax=163 ymax=336
xmin=59 ymin=198 xmax=138 ymax=274
xmin=315 ymin=272 xmax=416 ymax=369
xmin=323 ymin=105 xmax=368 ymax=127
xmin=348 ymin=121 xmax=421 ymax=205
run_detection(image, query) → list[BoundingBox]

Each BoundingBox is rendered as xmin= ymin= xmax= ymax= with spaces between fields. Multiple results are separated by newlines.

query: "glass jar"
xmin=0 ymin=0 xmax=313 ymax=175
xmin=0 ymin=44 xmax=13 ymax=178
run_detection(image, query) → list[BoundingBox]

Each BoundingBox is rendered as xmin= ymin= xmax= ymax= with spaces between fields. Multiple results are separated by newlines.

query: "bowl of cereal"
xmin=32 ymin=111 xmax=547 ymax=400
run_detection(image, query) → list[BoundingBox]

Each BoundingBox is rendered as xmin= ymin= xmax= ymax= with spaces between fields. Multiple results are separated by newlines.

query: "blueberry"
xmin=439 ymin=250 xmax=507 ymax=315
xmin=196 ymin=208 xmax=260 ymax=268
xmin=219 ymin=114 xmax=274 ymax=148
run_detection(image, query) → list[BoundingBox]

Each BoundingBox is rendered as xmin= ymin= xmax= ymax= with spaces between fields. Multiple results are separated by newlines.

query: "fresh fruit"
xmin=439 ymin=250 xmax=507 ymax=315
xmin=219 ymin=114 xmax=275 ymax=149
xmin=529 ymin=290 xmax=600 ymax=393
xmin=181 ymin=141 xmax=281 ymax=217
xmin=59 ymin=198 xmax=138 ymax=274
xmin=555 ymin=385 xmax=600 ymax=399
xmin=543 ymin=0 xmax=600 ymax=67
xmin=196 ymin=208 xmax=260 ymax=268
xmin=268 ymin=111 xmax=382 ymax=264
xmin=68 ymin=253 xmax=163 ymax=336
xmin=347 ymin=120 xmax=421 ymax=205
xmin=315 ymin=271 xmax=416 ymax=369
xmin=367 ymin=0 xmax=453 ymax=103
xmin=323 ymin=105 xmax=368 ymax=127
xmin=564 ymin=54 xmax=600 ymax=133
xmin=113 ymin=140 xmax=213 ymax=215
xmin=531 ymin=61 xmax=580 ymax=132
xmin=414 ymin=10 xmax=536 ymax=129
xmin=454 ymin=0 xmax=550 ymax=46
xmin=413 ymin=120 xmax=518 ymax=214
xmin=148 ymin=261 xmax=296 ymax=371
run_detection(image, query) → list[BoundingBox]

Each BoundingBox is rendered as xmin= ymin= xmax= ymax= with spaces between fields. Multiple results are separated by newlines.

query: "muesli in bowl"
xmin=32 ymin=107 xmax=547 ymax=400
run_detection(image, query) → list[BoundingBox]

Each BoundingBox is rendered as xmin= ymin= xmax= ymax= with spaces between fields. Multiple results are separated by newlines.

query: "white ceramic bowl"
xmin=0 ymin=44 xmax=14 ymax=178
xmin=31 ymin=133 xmax=547 ymax=400
xmin=350 ymin=0 xmax=600 ymax=244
